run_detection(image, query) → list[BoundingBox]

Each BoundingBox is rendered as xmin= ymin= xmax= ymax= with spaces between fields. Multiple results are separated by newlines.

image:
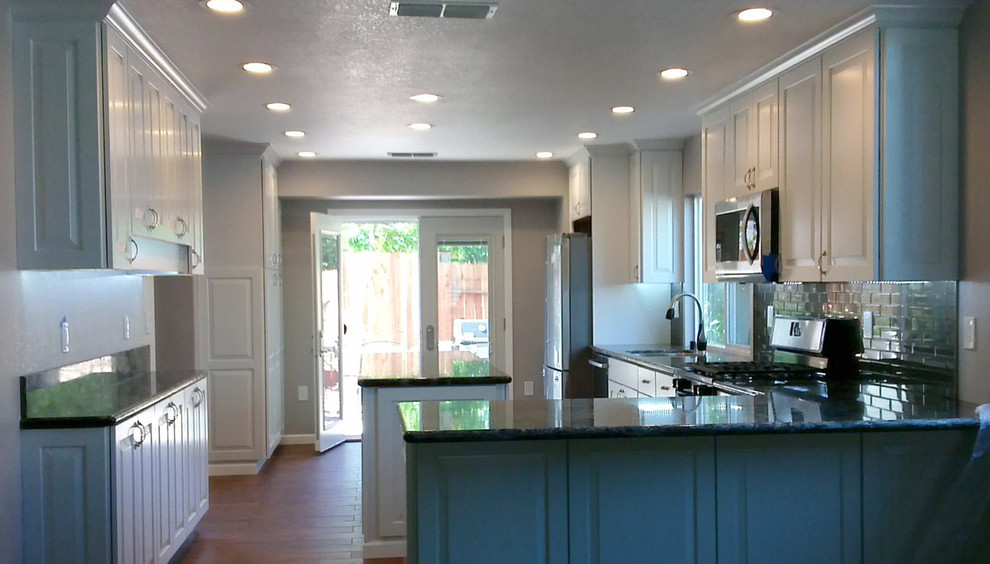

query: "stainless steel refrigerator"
xmin=544 ymin=233 xmax=595 ymax=399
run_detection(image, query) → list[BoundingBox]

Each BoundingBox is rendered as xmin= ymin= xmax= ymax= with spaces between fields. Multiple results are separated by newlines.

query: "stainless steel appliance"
xmin=714 ymin=188 xmax=779 ymax=282
xmin=544 ymin=234 xmax=594 ymax=399
xmin=685 ymin=315 xmax=863 ymax=386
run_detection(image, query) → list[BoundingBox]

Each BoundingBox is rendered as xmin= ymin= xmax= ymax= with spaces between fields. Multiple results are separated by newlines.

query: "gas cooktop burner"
xmin=687 ymin=362 xmax=822 ymax=382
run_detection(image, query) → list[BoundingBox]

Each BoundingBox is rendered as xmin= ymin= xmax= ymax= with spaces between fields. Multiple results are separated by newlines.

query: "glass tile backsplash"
xmin=752 ymin=281 xmax=957 ymax=371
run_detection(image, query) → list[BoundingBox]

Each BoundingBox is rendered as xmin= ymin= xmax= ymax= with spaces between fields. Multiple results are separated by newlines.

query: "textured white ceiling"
xmin=120 ymin=0 xmax=918 ymax=161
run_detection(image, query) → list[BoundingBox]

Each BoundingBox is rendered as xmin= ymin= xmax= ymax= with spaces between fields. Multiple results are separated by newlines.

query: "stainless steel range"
xmin=686 ymin=315 xmax=864 ymax=387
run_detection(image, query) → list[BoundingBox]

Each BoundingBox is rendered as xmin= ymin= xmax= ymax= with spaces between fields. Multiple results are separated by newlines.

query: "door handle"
xmin=426 ymin=325 xmax=436 ymax=351
xmin=588 ymin=359 xmax=606 ymax=369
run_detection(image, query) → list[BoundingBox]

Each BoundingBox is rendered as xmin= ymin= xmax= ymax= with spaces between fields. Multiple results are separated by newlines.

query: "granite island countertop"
xmin=20 ymin=346 xmax=207 ymax=429
xmin=357 ymin=366 xmax=511 ymax=388
xmin=398 ymin=393 xmax=984 ymax=443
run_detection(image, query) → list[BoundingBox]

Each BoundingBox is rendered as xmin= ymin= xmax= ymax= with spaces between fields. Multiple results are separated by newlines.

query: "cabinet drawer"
xmin=636 ymin=367 xmax=657 ymax=397
xmin=609 ymin=359 xmax=640 ymax=390
xmin=655 ymin=371 xmax=676 ymax=397
xmin=608 ymin=380 xmax=638 ymax=399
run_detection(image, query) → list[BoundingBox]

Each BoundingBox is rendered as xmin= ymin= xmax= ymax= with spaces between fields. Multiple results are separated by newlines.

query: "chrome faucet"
xmin=665 ymin=292 xmax=707 ymax=352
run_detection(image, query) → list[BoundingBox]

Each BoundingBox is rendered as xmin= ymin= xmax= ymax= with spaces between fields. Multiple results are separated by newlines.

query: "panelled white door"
xmin=311 ymin=213 xmax=348 ymax=453
xmin=419 ymin=216 xmax=506 ymax=378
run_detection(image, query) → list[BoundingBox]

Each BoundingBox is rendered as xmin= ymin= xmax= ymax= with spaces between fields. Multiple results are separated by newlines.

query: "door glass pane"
xmin=341 ymin=222 xmax=421 ymax=380
xmin=319 ymin=232 xmax=342 ymax=428
xmin=436 ymin=240 xmax=490 ymax=376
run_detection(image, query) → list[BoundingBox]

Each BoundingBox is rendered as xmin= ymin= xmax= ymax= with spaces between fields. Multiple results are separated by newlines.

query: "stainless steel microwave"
xmin=713 ymin=188 xmax=779 ymax=282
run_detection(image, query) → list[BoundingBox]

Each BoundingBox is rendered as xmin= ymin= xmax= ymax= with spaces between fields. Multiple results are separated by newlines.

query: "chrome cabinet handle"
xmin=145 ymin=208 xmax=160 ymax=230
xmin=191 ymin=387 xmax=204 ymax=408
xmin=271 ymin=252 xmax=278 ymax=266
xmin=174 ymin=217 xmax=189 ymax=238
xmin=165 ymin=402 xmax=179 ymax=425
xmin=127 ymin=237 xmax=139 ymax=263
xmin=642 ymin=379 xmax=651 ymax=384
xmin=588 ymin=360 xmax=606 ymax=369
xmin=817 ymin=250 xmax=828 ymax=277
xmin=191 ymin=249 xmax=202 ymax=268
xmin=129 ymin=421 xmax=147 ymax=448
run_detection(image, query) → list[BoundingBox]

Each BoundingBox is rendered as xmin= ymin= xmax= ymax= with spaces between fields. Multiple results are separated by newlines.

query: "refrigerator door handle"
xmin=588 ymin=359 xmax=606 ymax=369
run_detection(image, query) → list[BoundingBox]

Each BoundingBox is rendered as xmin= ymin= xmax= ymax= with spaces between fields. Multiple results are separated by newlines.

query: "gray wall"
xmin=959 ymin=0 xmax=990 ymax=404
xmin=279 ymin=198 xmax=561 ymax=436
xmin=0 ymin=0 xmax=156 ymax=555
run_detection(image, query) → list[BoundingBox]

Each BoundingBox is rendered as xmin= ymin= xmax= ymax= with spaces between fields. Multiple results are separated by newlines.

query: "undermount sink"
xmin=627 ymin=348 xmax=699 ymax=357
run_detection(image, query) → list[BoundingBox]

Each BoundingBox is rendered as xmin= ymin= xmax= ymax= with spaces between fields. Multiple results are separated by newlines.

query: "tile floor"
xmin=175 ymin=442 xmax=403 ymax=564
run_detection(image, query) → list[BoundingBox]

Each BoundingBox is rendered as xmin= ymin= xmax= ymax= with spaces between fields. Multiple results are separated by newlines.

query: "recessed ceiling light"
xmin=203 ymin=0 xmax=245 ymax=13
xmin=242 ymin=62 xmax=274 ymax=74
xmin=284 ymin=130 xmax=306 ymax=138
xmin=536 ymin=151 xmax=554 ymax=159
xmin=265 ymin=102 xmax=291 ymax=111
xmin=737 ymin=7 xmax=773 ymax=22
xmin=577 ymin=132 xmax=598 ymax=140
xmin=612 ymin=105 xmax=636 ymax=114
xmin=297 ymin=151 xmax=317 ymax=158
xmin=660 ymin=68 xmax=690 ymax=80
xmin=410 ymin=93 xmax=441 ymax=103
xmin=408 ymin=123 xmax=433 ymax=131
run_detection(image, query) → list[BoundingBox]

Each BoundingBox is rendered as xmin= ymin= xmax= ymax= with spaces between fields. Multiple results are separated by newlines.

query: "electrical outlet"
xmin=298 ymin=386 xmax=309 ymax=401
xmin=766 ymin=305 xmax=775 ymax=328
xmin=60 ymin=316 xmax=70 ymax=353
xmin=964 ymin=317 xmax=977 ymax=350
xmin=524 ymin=381 xmax=534 ymax=396
xmin=863 ymin=312 xmax=874 ymax=336
xmin=123 ymin=315 xmax=131 ymax=340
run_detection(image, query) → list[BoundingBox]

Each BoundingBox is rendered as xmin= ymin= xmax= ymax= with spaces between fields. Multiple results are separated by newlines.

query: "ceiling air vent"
xmin=389 ymin=1 xmax=497 ymax=19
xmin=388 ymin=152 xmax=438 ymax=158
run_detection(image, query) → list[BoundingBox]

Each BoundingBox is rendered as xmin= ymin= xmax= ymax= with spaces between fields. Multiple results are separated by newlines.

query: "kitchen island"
xmin=358 ymin=369 xmax=511 ymax=558
xmin=400 ymin=393 xmax=987 ymax=564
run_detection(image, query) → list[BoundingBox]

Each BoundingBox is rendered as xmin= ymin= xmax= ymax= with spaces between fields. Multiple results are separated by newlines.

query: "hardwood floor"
xmin=175 ymin=442 xmax=404 ymax=564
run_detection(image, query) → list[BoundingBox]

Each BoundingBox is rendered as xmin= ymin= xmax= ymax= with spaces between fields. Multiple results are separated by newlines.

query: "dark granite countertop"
xmin=592 ymin=344 xmax=755 ymax=393
xmin=398 ymin=393 xmax=985 ymax=443
xmin=358 ymin=366 xmax=511 ymax=388
xmin=20 ymin=346 xmax=208 ymax=429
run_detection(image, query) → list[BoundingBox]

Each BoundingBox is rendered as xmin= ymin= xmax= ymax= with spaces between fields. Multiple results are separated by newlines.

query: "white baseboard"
xmin=279 ymin=433 xmax=315 ymax=446
xmin=208 ymin=461 xmax=263 ymax=476
xmin=363 ymin=539 xmax=406 ymax=559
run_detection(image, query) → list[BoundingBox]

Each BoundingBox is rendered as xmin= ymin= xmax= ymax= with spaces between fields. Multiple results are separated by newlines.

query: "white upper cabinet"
xmin=701 ymin=7 xmax=963 ymax=282
xmin=568 ymin=155 xmax=591 ymax=223
xmin=630 ymin=144 xmax=683 ymax=284
xmin=13 ymin=6 xmax=207 ymax=273
xmin=701 ymin=107 xmax=729 ymax=283
xmin=726 ymin=80 xmax=778 ymax=198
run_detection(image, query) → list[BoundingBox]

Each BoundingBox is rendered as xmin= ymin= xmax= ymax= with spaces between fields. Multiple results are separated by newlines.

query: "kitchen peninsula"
xmin=358 ymin=369 xmax=511 ymax=558
xmin=400 ymin=393 xmax=986 ymax=564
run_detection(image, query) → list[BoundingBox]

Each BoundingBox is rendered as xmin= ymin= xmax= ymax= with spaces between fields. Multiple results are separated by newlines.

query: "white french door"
xmin=419 ymin=216 xmax=506 ymax=378
xmin=311 ymin=213 xmax=348 ymax=453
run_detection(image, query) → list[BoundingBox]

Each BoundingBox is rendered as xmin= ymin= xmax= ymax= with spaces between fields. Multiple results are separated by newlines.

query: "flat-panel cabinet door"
xmin=635 ymin=367 xmax=656 ymax=398
xmin=636 ymin=150 xmax=683 ymax=284
xmin=778 ymin=58 xmax=824 ymax=282
xmin=568 ymin=437 xmax=717 ymax=564
xmin=727 ymin=99 xmax=753 ymax=198
xmin=820 ymin=29 xmax=875 ymax=282
xmin=114 ymin=410 xmax=157 ymax=564
xmin=716 ymin=433 xmax=862 ymax=564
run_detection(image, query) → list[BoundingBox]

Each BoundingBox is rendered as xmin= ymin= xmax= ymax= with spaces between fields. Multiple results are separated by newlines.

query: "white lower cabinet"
xmin=22 ymin=378 xmax=209 ymax=564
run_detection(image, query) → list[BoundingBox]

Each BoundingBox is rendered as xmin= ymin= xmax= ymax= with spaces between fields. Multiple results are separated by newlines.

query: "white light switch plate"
xmin=60 ymin=316 xmax=70 ymax=353
xmin=863 ymin=312 xmax=874 ymax=336
xmin=524 ymin=381 xmax=534 ymax=396
xmin=964 ymin=317 xmax=977 ymax=350
xmin=123 ymin=315 xmax=131 ymax=340
xmin=298 ymin=386 xmax=309 ymax=401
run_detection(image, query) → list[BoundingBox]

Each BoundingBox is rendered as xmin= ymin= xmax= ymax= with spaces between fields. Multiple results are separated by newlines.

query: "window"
xmin=686 ymin=195 xmax=753 ymax=352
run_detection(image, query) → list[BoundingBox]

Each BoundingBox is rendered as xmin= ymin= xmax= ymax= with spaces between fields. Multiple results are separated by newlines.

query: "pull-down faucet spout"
xmin=666 ymin=292 xmax=707 ymax=352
